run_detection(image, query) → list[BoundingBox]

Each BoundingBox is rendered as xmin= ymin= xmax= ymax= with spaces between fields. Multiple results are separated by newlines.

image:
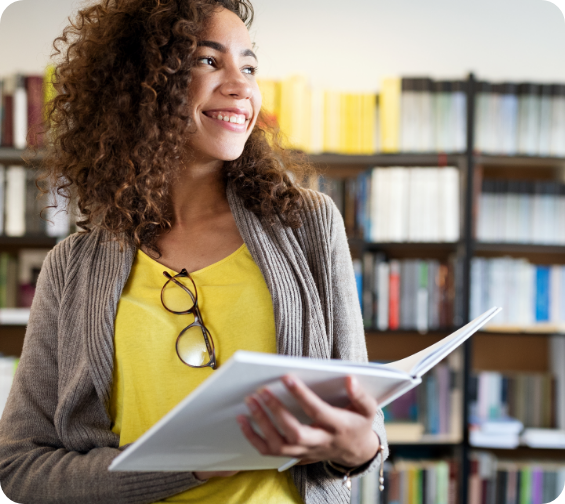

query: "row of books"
xmin=470 ymin=371 xmax=556 ymax=429
xmin=469 ymin=452 xmax=565 ymax=504
xmin=258 ymin=77 xmax=376 ymax=155
xmin=0 ymin=166 xmax=70 ymax=237
xmin=0 ymin=356 xmax=18 ymax=417
xmin=476 ymin=179 xmax=565 ymax=245
xmin=353 ymin=254 xmax=462 ymax=332
xmin=383 ymin=353 xmax=461 ymax=439
xmin=356 ymin=167 xmax=460 ymax=243
xmin=0 ymin=69 xmax=54 ymax=149
xmin=351 ymin=459 xmax=457 ymax=504
xmin=381 ymin=77 xmax=467 ymax=153
xmin=475 ymin=82 xmax=565 ymax=157
xmin=470 ymin=258 xmax=565 ymax=327
xmin=0 ymin=249 xmax=49 ymax=308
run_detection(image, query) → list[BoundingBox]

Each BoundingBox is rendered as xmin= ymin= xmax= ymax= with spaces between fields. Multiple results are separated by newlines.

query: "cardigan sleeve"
xmin=324 ymin=196 xmax=389 ymax=478
xmin=0 ymin=240 xmax=205 ymax=504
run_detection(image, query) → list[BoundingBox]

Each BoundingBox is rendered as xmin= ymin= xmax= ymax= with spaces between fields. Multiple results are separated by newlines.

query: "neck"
xmin=169 ymin=158 xmax=228 ymax=227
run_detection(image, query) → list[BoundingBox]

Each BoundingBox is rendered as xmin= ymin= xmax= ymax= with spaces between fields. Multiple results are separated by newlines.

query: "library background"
xmin=3 ymin=10 xmax=565 ymax=504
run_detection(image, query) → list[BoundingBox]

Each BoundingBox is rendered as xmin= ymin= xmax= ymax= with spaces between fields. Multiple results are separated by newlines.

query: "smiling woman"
xmin=0 ymin=1 xmax=388 ymax=503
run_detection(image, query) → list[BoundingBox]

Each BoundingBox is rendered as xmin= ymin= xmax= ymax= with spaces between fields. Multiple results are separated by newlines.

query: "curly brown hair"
xmin=39 ymin=0 xmax=312 ymax=255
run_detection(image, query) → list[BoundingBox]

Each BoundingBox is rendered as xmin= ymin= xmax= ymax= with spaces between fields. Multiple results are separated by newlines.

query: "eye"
xmin=243 ymin=66 xmax=258 ymax=75
xmin=197 ymin=57 xmax=215 ymax=67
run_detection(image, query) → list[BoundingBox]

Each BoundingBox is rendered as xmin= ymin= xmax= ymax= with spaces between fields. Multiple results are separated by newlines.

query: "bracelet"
xmin=327 ymin=445 xmax=386 ymax=491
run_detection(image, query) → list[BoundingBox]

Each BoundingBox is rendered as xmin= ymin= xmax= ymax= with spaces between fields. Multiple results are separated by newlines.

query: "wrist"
xmin=331 ymin=432 xmax=381 ymax=468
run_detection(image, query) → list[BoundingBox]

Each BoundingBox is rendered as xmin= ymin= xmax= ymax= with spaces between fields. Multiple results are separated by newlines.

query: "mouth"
xmin=202 ymin=109 xmax=251 ymax=126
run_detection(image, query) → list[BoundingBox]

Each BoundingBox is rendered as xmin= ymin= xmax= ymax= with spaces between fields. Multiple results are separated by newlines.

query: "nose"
xmin=220 ymin=64 xmax=253 ymax=100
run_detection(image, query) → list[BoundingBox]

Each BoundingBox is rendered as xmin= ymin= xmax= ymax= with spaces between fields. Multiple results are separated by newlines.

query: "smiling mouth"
xmin=203 ymin=111 xmax=249 ymax=125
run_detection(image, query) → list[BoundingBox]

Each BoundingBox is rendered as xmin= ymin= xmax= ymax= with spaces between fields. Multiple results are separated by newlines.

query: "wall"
xmin=0 ymin=0 xmax=564 ymax=90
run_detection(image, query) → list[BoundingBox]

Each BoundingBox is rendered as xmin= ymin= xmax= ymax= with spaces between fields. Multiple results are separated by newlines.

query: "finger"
xmin=237 ymin=414 xmax=270 ymax=455
xmin=245 ymin=396 xmax=287 ymax=453
xmin=281 ymin=375 xmax=338 ymax=428
xmin=257 ymin=388 xmax=308 ymax=445
xmin=258 ymin=388 xmax=334 ymax=449
xmin=345 ymin=376 xmax=378 ymax=418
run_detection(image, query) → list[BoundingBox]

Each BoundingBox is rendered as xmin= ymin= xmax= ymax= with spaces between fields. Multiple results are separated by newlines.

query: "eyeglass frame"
xmin=160 ymin=269 xmax=217 ymax=370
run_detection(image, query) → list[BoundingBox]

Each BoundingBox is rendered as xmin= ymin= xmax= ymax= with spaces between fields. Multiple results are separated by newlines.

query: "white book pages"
xmin=489 ymin=93 xmax=501 ymax=153
xmin=5 ymin=166 xmax=26 ymax=237
xmin=506 ymin=192 xmax=520 ymax=242
xmin=400 ymin=91 xmax=416 ymax=151
xmin=518 ymin=94 xmax=541 ymax=155
xmin=385 ymin=307 xmax=501 ymax=377
xmin=517 ymin=191 xmax=531 ymax=243
xmin=420 ymin=92 xmax=434 ymax=152
xmin=110 ymin=308 xmax=499 ymax=473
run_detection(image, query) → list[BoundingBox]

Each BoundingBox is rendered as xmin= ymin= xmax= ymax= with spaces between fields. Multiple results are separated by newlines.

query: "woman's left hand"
xmin=236 ymin=375 xmax=380 ymax=468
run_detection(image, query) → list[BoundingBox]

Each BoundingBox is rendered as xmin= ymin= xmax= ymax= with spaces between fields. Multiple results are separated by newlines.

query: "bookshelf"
xmin=2 ymin=73 xmax=565 ymax=504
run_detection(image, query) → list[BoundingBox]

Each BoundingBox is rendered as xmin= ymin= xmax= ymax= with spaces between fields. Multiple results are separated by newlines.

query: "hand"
xmin=236 ymin=375 xmax=380 ymax=468
xmin=194 ymin=470 xmax=239 ymax=481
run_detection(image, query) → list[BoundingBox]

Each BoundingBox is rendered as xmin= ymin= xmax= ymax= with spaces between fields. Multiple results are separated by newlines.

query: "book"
xmin=109 ymin=307 xmax=501 ymax=472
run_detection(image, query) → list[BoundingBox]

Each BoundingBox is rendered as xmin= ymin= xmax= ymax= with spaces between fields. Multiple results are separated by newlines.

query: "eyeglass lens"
xmin=162 ymin=274 xmax=196 ymax=313
xmin=177 ymin=325 xmax=213 ymax=367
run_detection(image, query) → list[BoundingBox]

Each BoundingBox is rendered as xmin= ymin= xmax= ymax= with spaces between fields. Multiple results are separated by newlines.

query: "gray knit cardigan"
xmin=0 ymin=184 xmax=388 ymax=504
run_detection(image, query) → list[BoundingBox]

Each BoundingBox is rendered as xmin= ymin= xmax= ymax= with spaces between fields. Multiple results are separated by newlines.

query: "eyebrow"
xmin=197 ymin=40 xmax=258 ymax=61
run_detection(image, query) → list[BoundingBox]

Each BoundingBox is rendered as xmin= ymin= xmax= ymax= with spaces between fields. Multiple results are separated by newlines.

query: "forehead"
xmin=201 ymin=8 xmax=252 ymax=47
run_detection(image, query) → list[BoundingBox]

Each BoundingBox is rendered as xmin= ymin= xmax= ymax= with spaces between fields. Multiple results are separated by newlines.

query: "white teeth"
xmin=229 ymin=116 xmax=237 ymax=123
xmin=218 ymin=114 xmax=223 ymax=121
xmin=223 ymin=116 xmax=230 ymax=122
xmin=237 ymin=116 xmax=245 ymax=124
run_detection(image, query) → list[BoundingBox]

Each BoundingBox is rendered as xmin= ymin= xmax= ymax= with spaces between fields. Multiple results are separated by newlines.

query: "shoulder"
xmin=41 ymin=228 xmax=115 ymax=292
xmin=297 ymin=188 xmax=345 ymax=247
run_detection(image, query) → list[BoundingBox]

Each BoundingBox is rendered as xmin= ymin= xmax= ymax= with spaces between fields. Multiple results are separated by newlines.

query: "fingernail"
xmin=259 ymin=389 xmax=271 ymax=403
xmin=283 ymin=375 xmax=295 ymax=388
xmin=245 ymin=397 xmax=258 ymax=412
xmin=350 ymin=377 xmax=358 ymax=391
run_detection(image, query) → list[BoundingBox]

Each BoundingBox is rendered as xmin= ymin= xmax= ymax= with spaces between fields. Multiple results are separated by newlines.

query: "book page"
xmin=384 ymin=307 xmax=501 ymax=377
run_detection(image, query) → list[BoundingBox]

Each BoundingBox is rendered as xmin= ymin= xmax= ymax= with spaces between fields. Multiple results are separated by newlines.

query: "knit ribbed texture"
xmin=0 ymin=183 xmax=388 ymax=504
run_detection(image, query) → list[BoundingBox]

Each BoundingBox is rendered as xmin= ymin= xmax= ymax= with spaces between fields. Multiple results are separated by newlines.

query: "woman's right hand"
xmin=194 ymin=470 xmax=239 ymax=481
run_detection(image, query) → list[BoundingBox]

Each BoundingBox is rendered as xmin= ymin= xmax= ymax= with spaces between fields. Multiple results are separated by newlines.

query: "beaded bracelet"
xmin=327 ymin=445 xmax=386 ymax=491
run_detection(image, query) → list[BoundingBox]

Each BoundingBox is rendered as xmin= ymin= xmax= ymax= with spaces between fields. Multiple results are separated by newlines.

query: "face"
xmin=185 ymin=8 xmax=262 ymax=163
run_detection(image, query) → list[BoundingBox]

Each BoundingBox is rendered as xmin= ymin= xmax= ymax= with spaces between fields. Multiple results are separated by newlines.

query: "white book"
xmin=425 ymin=168 xmax=439 ymax=242
xmin=520 ymin=428 xmax=565 ymax=448
xmin=439 ymin=167 xmax=459 ymax=242
xmin=13 ymin=75 xmax=28 ymax=150
xmin=109 ymin=307 xmax=501 ymax=473
xmin=550 ymin=89 xmax=565 ymax=157
xmin=407 ymin=168 xmax=424 ymax=241
xmin=452 ymin=84 xmax=467 ymax=152
xmin=388 ymin=167 xmax=408 ymax=242
xmin=539 ymin=85 xmax=553 ymax=156
xmin=377 ymin=261 xmax=390 ymax=331
xmin=5 ymin=166 xmax=26 ymax=237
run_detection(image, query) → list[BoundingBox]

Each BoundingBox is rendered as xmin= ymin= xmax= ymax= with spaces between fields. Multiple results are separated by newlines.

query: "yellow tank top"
xmin=111 ymin=245 xmax=303 ymax=504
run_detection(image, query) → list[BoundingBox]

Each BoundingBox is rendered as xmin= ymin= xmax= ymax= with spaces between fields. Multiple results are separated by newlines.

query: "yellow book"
xmin=380 ymin=77 xmax=401 ymax=153
xmin=323 ymin=90 xmax=340 ymax=153
xmin=339 ymin=93 xmax=349 ymax=154
xmin=361 ymin=93 xmax=377 ymax=154
xmin=278 ymin=76 xmax=311 ymax=152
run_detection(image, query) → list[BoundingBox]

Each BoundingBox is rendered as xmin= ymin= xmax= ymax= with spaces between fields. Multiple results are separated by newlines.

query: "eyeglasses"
xmin=161 ymin=269 xmax=217 ymax=369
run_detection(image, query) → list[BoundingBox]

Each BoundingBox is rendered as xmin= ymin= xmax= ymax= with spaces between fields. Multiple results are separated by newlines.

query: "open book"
xmin=109 ymin=306 xmax=501 ymax=473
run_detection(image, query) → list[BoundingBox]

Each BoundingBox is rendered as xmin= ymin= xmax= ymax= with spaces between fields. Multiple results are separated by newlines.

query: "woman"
xmin=0 ymin=0 xmax=388 ymax=502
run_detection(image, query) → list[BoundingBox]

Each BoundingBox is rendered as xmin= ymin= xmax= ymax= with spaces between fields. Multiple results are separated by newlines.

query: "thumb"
xmin=345 ymin=376 xmax=377 ymax=418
